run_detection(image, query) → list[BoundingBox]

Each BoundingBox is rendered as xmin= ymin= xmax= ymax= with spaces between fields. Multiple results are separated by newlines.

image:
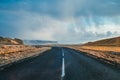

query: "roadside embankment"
xmin=0 ymin=45 xmax=51 ymax=67
xmin=80 ymin=46 xmax=120 ymax=53
xmin=67 ymin=46 xmax=120 ymax=68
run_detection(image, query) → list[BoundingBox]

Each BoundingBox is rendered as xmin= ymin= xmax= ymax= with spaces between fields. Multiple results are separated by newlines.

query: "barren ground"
xmin=66 ymin=45 xmax=120 ymax=69
xmin=0 ymin=45 xmax=51 ymax=66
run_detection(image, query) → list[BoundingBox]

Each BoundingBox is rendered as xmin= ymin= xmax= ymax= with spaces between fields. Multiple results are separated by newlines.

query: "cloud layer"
xmin=0 ymin=0 xmax=120 ymax=43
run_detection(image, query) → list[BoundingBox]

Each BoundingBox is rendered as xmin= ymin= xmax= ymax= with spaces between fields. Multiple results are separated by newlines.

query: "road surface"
xmin=0 ymin=47 xmax=120 ymax=80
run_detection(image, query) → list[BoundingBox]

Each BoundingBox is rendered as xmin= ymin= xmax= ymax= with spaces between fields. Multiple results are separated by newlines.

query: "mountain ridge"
xmin=23 ymin=40 xmax=58 ymax=45
xmin=0 ymin=36 xmax=23 ymax=45
xmin=83 ymin=36 xmax=120 ymax=46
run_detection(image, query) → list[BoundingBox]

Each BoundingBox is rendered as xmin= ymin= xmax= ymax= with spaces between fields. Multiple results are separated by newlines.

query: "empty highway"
xmin=0 ymin=47 xmax=120 ymax=80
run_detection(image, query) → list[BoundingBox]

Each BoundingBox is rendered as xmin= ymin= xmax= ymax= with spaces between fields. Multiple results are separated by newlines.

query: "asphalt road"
xmin=0 ymin=47 xmax=120 ymax=80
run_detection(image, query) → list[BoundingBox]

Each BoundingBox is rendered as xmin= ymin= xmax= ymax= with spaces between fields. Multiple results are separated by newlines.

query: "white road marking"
xmin=61 ymin=48 xmax=65 ymax=80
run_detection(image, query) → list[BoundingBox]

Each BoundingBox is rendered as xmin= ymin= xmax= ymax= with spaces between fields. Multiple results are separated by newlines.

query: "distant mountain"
xmin=0 ymin=36 xmax=23 ymax=45
xmin=84 ymin=36 xmax=120 ymax=46
xmin=23 ymin=40 xmax=58 ymax=45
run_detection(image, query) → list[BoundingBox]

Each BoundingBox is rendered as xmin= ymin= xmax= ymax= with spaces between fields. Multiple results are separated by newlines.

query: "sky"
xmin=0 ymin=0 xmax=120 ymax=44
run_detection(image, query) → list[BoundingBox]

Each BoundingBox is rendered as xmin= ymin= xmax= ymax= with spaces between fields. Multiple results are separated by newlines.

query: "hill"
xmin=0 ymin=36 xmax=23 ymax=45
xmin=84 ymin=36 xmax=120 ymax=46
xmin=23 ymin=40 xmax=58 ymax=45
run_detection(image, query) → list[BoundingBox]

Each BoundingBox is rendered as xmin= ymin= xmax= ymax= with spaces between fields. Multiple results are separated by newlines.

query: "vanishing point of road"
xmin=0 ymin=47 xmax=120 ymax=80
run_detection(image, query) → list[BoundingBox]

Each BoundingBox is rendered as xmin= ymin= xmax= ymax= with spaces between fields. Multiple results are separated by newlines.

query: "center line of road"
xmin=61 ymin=48 xmax=65 ymax=80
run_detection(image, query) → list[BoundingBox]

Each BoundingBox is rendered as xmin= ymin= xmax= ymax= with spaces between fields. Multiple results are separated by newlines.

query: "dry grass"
xmin=67 ymin=46 xmax=120 ymax=65
xmin=84 ymin=36 xmax=120 ymax=46
xmin=0 ymin=45 xmax=51 ymax=66
xmin=0 ymin=45 xmax=34 ymax=54
xmin=80 ymin=46 xmax=120 ymax=52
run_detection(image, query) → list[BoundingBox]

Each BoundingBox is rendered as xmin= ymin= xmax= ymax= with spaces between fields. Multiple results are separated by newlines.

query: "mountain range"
xmin=23 ymin=40 xmax=58 ymax=45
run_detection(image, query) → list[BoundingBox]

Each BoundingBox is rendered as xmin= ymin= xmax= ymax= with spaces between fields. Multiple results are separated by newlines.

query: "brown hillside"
xmin=84 ymin=36 xmax=120 ymax=46
xmin=0 ymin=36 xmax=23 ymax=45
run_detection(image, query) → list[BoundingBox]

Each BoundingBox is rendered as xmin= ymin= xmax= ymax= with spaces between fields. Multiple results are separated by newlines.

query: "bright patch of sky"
xmin=0 ymin=0 xmax=120 ymax=44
